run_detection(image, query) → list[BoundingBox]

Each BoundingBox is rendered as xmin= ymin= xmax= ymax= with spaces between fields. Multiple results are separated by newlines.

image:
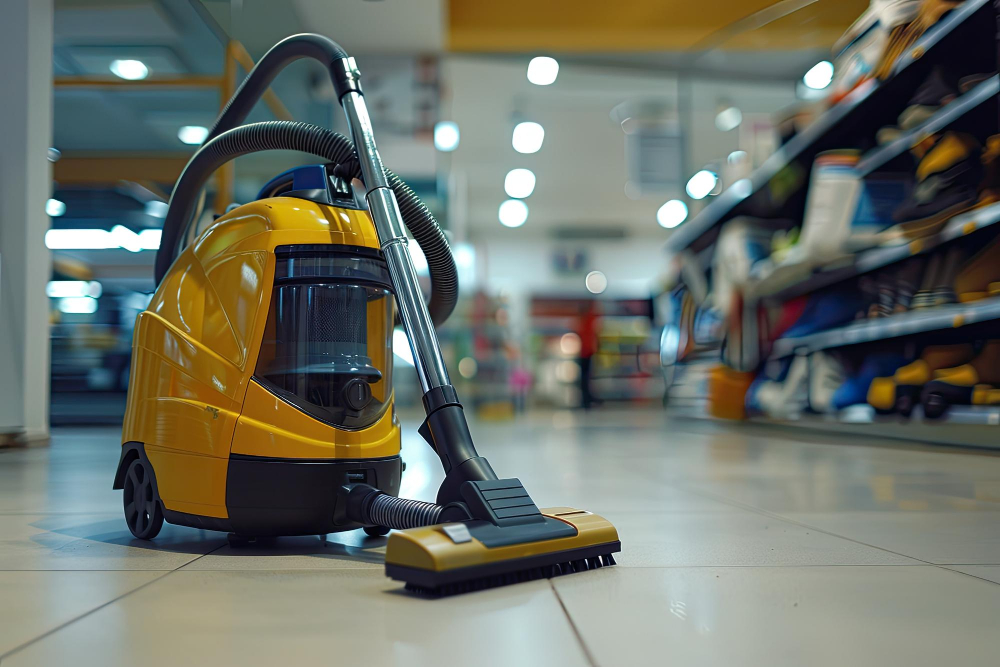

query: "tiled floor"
xmin=2 ymin=411 xmax=999 ymax=665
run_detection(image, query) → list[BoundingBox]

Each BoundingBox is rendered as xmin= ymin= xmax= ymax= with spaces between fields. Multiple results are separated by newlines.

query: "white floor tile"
xmin=779 ymin=511 xmax=1000 ymax=564
xmin=610 ymin=510 xmax=918 ymax=567
xmin=3 ymin=570 xmax=590 ymax=666
xmin=554 ymin=566 xmax=1000 ymax=667
xmin=0 ymin=513 xmax=227 ymax=570
xmin=0 ymin=570 xmax=162 ymax=656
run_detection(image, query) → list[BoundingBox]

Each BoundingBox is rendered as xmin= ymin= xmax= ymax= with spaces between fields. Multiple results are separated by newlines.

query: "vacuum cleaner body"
xmin=115 ymin=34 xmax=619 ymax=594
xmin=115 ymin=176 xmax=402 ymax=537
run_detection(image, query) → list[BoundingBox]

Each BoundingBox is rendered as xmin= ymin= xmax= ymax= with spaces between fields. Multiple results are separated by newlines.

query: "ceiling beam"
xmin=54 ymin=154 xmax=191 ymax=185
xmin=54 ymin=75 xmax=221 ymax=89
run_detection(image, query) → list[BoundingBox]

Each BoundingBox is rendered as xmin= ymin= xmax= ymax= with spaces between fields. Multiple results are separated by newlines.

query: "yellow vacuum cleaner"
xmin=114 ymin=34 xmax=620 ymax=595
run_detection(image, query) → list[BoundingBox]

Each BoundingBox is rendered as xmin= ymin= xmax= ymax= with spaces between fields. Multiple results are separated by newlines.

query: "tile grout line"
xmin=550 ymin=580 xmax=600 ymax=667
xmin=938 ymin=565 xmax=1000 ymax=586
xmin=0 ymin=570 xmax=174 ymax=661
xmin=0 ymin=543 xmax=227 ymax=661
xmin=667 ymin=483 xmax=942 ymax=566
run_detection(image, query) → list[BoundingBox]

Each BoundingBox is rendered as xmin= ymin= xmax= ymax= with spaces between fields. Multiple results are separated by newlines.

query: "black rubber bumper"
xmin=225 ymin=454 xmax=402 ymax=537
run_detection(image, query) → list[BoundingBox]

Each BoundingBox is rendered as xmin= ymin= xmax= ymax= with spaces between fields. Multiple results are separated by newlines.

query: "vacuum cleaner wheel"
xmin=123 ymin=458 xmax=164 ymax=540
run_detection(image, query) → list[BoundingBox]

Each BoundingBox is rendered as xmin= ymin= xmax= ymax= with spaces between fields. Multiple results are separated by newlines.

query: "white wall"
xmin=0 ymin=0 xmax=53 ymax=440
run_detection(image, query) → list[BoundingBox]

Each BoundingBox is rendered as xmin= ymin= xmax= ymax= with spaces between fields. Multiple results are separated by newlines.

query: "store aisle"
xmin=1 ymin=412 xmax=999 ymax=666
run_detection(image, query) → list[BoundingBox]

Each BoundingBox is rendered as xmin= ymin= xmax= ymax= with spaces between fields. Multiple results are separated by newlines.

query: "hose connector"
xmin=330 ymin=56 xmax=363 ymax=100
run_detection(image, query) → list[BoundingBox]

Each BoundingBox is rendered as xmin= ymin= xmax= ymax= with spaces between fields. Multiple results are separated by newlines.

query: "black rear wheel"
xmin=123 ymin=458 xmax=164 ymax=540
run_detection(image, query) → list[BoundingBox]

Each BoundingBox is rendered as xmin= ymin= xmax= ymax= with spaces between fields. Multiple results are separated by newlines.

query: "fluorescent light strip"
xmin=45 ymin=227 xmax=162 ymax=251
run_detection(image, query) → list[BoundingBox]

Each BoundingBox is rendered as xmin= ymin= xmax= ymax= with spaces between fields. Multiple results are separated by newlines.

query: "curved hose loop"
xmin=155 ymin=121 xmax=458 ymax=326
xmin=208 ymin=34 xmax=349 ymax=143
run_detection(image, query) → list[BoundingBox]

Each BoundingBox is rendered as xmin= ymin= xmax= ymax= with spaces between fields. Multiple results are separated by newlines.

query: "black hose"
xmin=154 ymin=121 xmax=458 ymax=326
xmin=367 ymin=494 xmax=444 ymax=530
xmin=343 ymin=483 xmax=445 ymax=530
xmin=207 ymin=34 xmax=349 ymax=143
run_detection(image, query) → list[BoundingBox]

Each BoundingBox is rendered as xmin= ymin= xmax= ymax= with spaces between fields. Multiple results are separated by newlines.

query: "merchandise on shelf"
xmin=954 ymin=233 xmax=1000 ymax=301
xmin=867 ymin=343 xmax=975 ymax=414
xmin=922 ymin=339 xmax=1000 ymax=417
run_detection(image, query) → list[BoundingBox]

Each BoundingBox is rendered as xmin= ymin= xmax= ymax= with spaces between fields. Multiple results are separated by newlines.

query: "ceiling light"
xmin=58 ymin=297 xmax=98 ymax=314
xmin=685 ymin=170 xmax=718 ymax=200
xmin=45 ymin=229 xmax=112 ymax=250
xmin=453 ymin=244 xmax=475 ymax=270
xmin=527 ymin=56 xmax=559 ymax=85
xmin=731 ymin=178 xmax=753 ymax=198
xmin=46 ymin=198 xmax=66 ymax=217
xmin=803 ymin=60 xmax=834 ymax=90
xmin=393 ymin=328 xmax=414 ymax=366
xmin=504 ymin=168 xmax=536 ymax=198
xmin=110 ymin=59 xmax=148 ymax=81
xmin=111 ymin=225 xmax=144 ymax=252
xmin=47 ymin=147 xmax=61 ymax=163
xmin=715 ymin=106 xmax=742 ymax=132
xmin=498 ymin=199 xmax=528 ymax=228
xmin=145 ymin=200 xmax=169 ymax=218
xmin=44 ymin=228 xmax=161 ymax=251
xmin=512 ymin=122 xmax=544 ymax=154
xmin=585 ymin=270 xmax=607 ymax=295
xmin=46 ymin=280 xmax=102 ymax=299
xmin=177 ymin=125 xmax=209 ymax=145
xmin=433 ymin=121 xmax=460 ymax=152
xmin=656 ymin=200 xmax=688 ymax=229
xmin=728 ymin=150 xmax=748 ymax=164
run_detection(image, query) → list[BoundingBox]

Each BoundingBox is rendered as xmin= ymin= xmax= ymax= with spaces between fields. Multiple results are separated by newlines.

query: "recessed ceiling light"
xmin=803 ymin=61 xmax=834 ymax=90
xmin=504 ymin=168 xmax=536 ymax=198
xmin=46 ymin=198 xmax=66 ymax=217
xmin=728 ymin=150 xmax=748 ymax=164
xmin=715 ymin=106 xmax=742 ymax=132
xmin=58 ymin=297 xmax=98 ymax=314
xmin=46 ymin=280 xmax=103 ymax=299
xmin=512 ymin=122 xmax=544 ymax=154
xmin=656 ymin=200 xmax=688 ymax=229
xmin=585 ymin=270 xmax=607 ymax=294
xmin=685 ymin=170 xmax=718 ymax=200
xmin=177 ymin=125 xmax=209 ymax=145
xmin=144 ymin=200 xmax=169 ymax=218
xmin=110 ymin=59 xmax=149 ymax=81
xmin=433 ymin=121 xmax=460 ymax=152
xmin=731 ymin=178 xmax=753 ymax=198
xmin=527 ymin=57 xmax=559 ymax=85
xmin=498 ymin=199 xmax=528 ymax=228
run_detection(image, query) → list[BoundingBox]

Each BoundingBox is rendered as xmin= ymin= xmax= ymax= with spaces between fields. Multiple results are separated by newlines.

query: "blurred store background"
xmin=7 ymin=0 xmax=998 ymax=448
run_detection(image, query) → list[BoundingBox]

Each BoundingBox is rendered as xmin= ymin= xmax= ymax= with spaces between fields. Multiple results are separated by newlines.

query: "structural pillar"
xmin=0 ymin=0 xmax=53 ymax=442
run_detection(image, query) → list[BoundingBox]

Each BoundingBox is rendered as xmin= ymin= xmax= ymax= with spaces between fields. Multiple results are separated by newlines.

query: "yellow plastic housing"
xmin=122 ymin=198 xmax=400 ymax=518
xmin=385 ymin=508 xmax=620 ymax=573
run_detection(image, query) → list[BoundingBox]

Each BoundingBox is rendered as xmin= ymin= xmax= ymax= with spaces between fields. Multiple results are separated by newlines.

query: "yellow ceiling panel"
xmin=448 ymin=0 xmax=869 ymax=52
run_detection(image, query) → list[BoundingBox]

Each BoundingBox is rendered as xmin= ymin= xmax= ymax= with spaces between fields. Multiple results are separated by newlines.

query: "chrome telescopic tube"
xmin=337 ymin=66 xmax=451 ymax=393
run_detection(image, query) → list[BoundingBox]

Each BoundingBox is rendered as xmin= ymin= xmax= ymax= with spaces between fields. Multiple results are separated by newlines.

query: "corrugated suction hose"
xmin=367 ymin=495 xmax=444 ymax=530
xmin=344 ymin=483 xmax=445 ymax=530
xmin=154 ymin=120 xmax=458 ymax=326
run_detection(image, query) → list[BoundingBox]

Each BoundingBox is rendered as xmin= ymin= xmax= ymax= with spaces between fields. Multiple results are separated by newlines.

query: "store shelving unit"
xmin=751 ymin=201 xmax=1000 ymax=302
xmin=771 ymin=296 xmax=1000 ymax=358
xmin=749 ymin=405 xmax=1000 ymax=450
xmin=664 ymin=0 xmax=995 ymax=257
xmin=856 ymin=75 xmax=1000 ymax=176
xmin=661 ymin=0 xmax=1000 ymax=447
